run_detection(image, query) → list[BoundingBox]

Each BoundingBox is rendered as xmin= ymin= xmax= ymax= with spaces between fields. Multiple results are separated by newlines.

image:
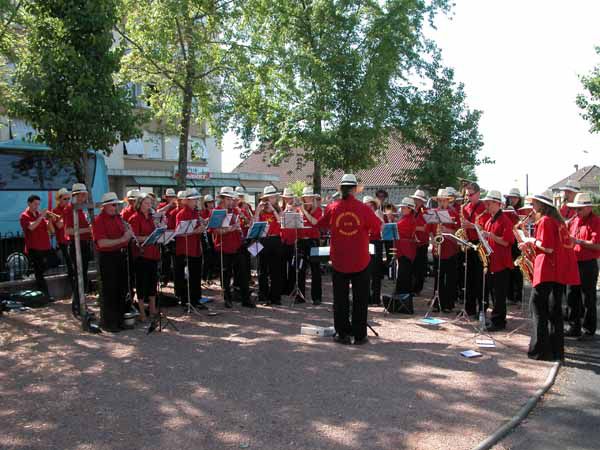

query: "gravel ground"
xmin=0 ymin=276 xmax=553 ymax=450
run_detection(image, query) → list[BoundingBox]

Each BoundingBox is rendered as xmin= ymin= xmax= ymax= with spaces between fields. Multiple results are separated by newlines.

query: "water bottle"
xmin=479 ymin=309 xmax=486 ymax=330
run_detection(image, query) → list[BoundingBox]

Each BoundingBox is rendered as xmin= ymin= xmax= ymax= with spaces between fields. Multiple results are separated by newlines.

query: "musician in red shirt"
xmin=504 ymin=188 xmax=524 ymax=305
xmin=211 ymin=187 xmax=253 ymax=308
xmin=558 ymin=179 xmax=580 ymax=221
xmin=362 ymin=196 xmax=385 ymax=305
xmin=92 ymin=192 xmax=130 ymax=332
xmin=481 ymin=191 xmax=515 ymax=331
xmin=129 ymin=194 xmax=161 ymax=321
xmin=120 ymin=189 xmax=139 ymax=222
xmin=174 ymin=189 xmax=206 ymax=307
xmin=297 ymin=187 xmax=323 ymax=305
xmin=20 ymin=195 xmax=54 ymax=296
xmin=410 ymin=190 xmax=429 ymax=295
xmin=51 ymin=188 xmax=74 ymax=281
xmin=520 ymin=193 xmax=567 ymax=361
xmin=427 ymin=189 xmax=460 ymax=312
xmin=394 ymin=197 xmax=417 ymax=297
xmin=566 ymin=193 xmax=600 ymax=338
xmin=255 ymin=185 xmax=283 ymax=305
xmin=63 ymin=183 xmax=93 ymax=316
xmin=235 ymin=188 xmax=254 ymax=284
xmin=280 ymin=188 xmax=298 ymax=297
xmin=461 ymin=182 xmax=490 ymax=317
xmin=314 ymin=174 xmax=381 ymax=344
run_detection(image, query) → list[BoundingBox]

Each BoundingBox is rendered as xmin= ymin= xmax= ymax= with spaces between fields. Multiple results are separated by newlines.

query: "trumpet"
xmin=45 ymin=210 xmax=62 ymax=220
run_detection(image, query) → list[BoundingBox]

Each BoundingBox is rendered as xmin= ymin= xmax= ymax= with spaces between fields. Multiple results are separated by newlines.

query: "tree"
xmin=400 ymin=66 xmax=488 ymax=190
xmin=9 ymin=0 xmax=141 ymax=186
xmin=0 ymin=1 xmax=25 ymax=105
xmin=226 ymin=0 xmax=451 ymax=193
xmin=577 ymin=46 xmax=600 ymax=134
xmin=117 ymin=0 xmax=241 ymax=190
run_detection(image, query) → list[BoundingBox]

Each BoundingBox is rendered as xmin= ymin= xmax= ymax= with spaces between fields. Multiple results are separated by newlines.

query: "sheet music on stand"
xmin=474 ymin=223 xmax=493 ymax=254
xmin=247 ymin=221 xmax=269 ymax=240
xmin=142 ymin=226 xmax=168 ymax=246
xmin=208 ymin=209 xmax=228 ymax=229
xmin=382 ymin=222 xmax=399 ymax=241
xmin=423 ymin=210 xmax=454 ymax=224
xmin=281 ymin=212 xmax=305 ymax=229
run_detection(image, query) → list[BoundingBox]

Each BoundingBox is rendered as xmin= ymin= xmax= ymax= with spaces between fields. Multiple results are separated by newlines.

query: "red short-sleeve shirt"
xmin=532 ymin=216 xmax=559 ymax=286
xmin=463 ymin=201 xmax=490 ymax=241
xmin=92 ymin=212 xmax=128 ymax=253
xmin=569 ymin=213 xmax=600 ymax=261
xmin=52 ymin=205 xmax=68 ymax=245
xmin=317 ymin=194 xmax=381 ymax=273
xmin=211 ymin=208 xmax=243 ymax=254
xmin=557 ymin=222 xmax=580 ymax=286
xmin=300 ymin=206 xmax=322 ymax=240
xmin=395 ymin=214 xmax=417 ymax=261
xmin=121 ymin=205 xmax=136 ymax=223
xmin=129 ymin=211 xmax=160 ymax=261
xmin=484 ymin=211 xmax=515 ymax=273
xmin=175 ymin=207 xmax=202 ymax=257
xmin=414 ymin=207 xmax=428 ymax=247
xmin=20 ymin=209 xmax=51 ymax=253
xmin=63 ymin=203 xmax=92 ymax=241
xmin=259 ymin=211 xmax=281 ymax=237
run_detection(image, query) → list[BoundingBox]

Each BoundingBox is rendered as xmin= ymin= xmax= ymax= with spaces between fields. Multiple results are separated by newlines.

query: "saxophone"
xmin=472 ymin=210 xmax=490 ymax=270
xmin=454 ymin=193 xmax=469 ymax=249
xmin=513 ymin=211 xmax=535 ymax=283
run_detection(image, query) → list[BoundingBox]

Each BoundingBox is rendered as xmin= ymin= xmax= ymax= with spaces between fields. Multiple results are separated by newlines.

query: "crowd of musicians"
xmin=19 ymin=175 xmax=600 ymax=360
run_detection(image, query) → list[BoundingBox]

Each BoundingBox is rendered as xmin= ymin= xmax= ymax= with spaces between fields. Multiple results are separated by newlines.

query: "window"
xmin=0 ymin=151 xmax=96 ymax=191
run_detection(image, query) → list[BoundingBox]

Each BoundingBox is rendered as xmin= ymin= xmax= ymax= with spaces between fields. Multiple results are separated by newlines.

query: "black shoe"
xmin=271 ymin=299 xmax=282 ymax=306
xmin=224 ymin=299 xmax=233 ymax=308
xmin=333 ymin=334 xmax=352 ymax=345
xmin=242 ymin=302 xmax=256 ymax=308
xmin=353 ymin=337 xmax=369 ymax=345
xmin=312 ymin=299 xmax=322 ymax=306
xmin=565 ymin=328 xmax=582 ymax=338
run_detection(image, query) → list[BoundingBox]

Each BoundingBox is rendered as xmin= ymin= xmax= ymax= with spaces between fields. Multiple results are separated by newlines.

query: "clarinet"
xmin=118 ymin=214 xmax=143 ymax=254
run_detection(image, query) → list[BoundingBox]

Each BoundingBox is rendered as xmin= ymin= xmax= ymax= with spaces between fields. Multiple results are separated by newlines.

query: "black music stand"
xmin=145 ymin=227 xmax=178 ymax=333
xmin=282 ymin=212 xmax=309 ymax=308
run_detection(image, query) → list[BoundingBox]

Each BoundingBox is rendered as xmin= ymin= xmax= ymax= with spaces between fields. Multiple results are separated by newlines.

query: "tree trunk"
xmin=177 ymin=44 xmax=195 ymax=192
xmin=313 ymin=158 xmax=321 ymax=194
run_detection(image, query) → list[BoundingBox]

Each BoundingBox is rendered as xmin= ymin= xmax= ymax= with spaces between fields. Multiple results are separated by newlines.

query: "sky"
xmin=220 ymin=0 xmax=600 ymax=195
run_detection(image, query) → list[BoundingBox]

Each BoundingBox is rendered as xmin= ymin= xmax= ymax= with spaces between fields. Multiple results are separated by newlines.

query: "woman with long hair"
xmin=129 ymin=194 xmax=161 ymax=321
xmin=521 ymin=192 xmax=578 ymax=361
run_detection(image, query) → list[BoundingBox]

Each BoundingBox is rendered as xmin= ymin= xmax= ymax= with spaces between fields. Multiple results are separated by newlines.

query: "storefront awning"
xmin=133 ymin=176 xmax=177 ymax=187
xmin=187 ymin=179 xmax=241 ymax=188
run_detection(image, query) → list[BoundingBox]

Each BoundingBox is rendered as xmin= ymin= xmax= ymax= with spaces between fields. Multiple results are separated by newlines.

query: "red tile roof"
xmin=232 ymin=135 xmax=420 ymax=189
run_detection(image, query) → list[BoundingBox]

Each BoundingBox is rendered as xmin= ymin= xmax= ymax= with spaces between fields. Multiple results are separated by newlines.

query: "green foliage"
xmin=400 ymin=65 xmax=490 ymax=190
xmin=9 ymin=0 xmax=141 ymax=184
xmin=117 ymin=0 xmax=242 ymax=189
xmin=226 ymin=0 xmax=452 ymax=192
xmin=287 ymin=180 xmax=307 ymax=197
xmin=577 ymin=46 xmax=600 ymax=134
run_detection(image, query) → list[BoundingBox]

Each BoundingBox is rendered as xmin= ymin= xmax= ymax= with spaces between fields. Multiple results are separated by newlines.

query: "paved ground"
xmin=495 ymin=310 xmax=600 ymax=450
xmin=0 ymin=276 xmax=554 ymax=450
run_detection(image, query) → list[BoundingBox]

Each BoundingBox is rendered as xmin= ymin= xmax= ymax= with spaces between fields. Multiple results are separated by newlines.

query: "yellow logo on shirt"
xmin=336 ymin=211 xmax=360 ymax=236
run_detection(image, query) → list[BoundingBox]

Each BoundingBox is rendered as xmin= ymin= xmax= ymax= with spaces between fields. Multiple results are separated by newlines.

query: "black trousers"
xmin=395 ymin=256 xmax=413 ymax=295
xmin=332 ymin=267 xmax=369 ymax=340
xmin=567 ymin=259 xmax=598 ymax=335
xmin=135 ymin=258 xmax=158 ymax=301
xmin=58 ymin=243 xmax=74 ymax=280
xmin=529 ymin=282 xmax=564 ymax=361
xmin=69 ymin=241 xmax=91 ymax=314
xmin=27 ymin=249 xmax=49 ymax=295
xmin=508 ymin=267 xmax=523 ymax=303
xmin=175 ymin=255 xmax=202 ymax=305
xmin=412 ymin=245 xmax=428 ymax=294
xmin=223 ymin=251 xmax=250 ymax=303
xmin=368 ymin=240 xmax=384 ymax=304
xmin=282 ymin=243 xmax=295 ymax=296
xmin=465 ymin=245 xmax=484 ymax=316
xmin=160 ymin=242 xmax=174 ymax=284
xmin=201 ymin=234 xmax=218 ymax=281
xmin=298 ymin=238 xmax=322 ymax=302
xmin=456 ymin=250 xmax=465 ymax=301
xmin=435 ymin=255 xmax=457 ymax=310
xmin=99 ymin=251 xmax=127 ymax=330
xmin=489 ymin=269 xmax=509 ymax=328
xmin=258 ymin=236 xmax=282 ymax=303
